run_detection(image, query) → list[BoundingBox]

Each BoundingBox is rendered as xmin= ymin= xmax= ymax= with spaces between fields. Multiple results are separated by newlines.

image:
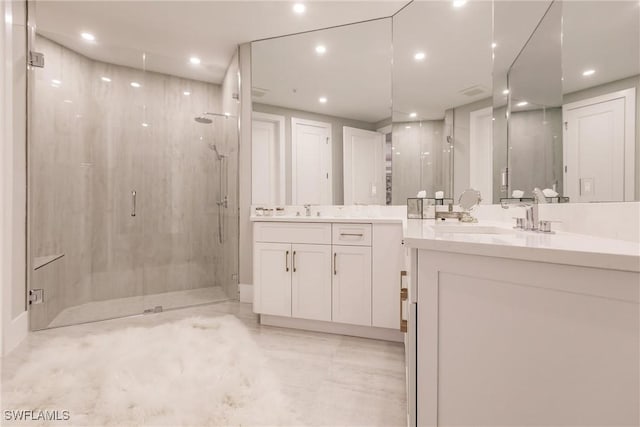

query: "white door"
xmin=291 ymin=118 xmax=332 ymax=205
xmin=252 ymin=112 xmax=285 ymax=205
xmin=469 ymin=107 xmax=493 ymax=203
xmin=291 ymin=244 xmax=332 ymax=321
xmin=343 ymin=126 xmax=385 ymax=205
xmin=254 ymin=242 xmax=291 ymax=317
xmin=564 ymin=89 xmax=635 ymax=202
xmin=332 ymin=245 xmax=372 ymax=326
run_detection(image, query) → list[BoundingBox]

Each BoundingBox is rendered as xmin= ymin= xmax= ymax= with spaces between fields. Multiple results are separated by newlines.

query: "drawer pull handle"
xmin=340 ymin=233 xmax=364 ymax=237
xmin=285 ymin=250 xmax=289 ymax=272
xmin=334 ymin=253 xmax=337 ymax=275
xmin=292 ymin=251 xmax=297 ymax=272
xmin=400 ymin=270 xmax=408 ymax=333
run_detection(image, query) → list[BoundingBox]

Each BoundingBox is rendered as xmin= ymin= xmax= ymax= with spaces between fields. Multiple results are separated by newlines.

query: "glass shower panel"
xmin=139 ymin=52 xmax=238 ymax=311
xmin=28 ymin=30 xmax=148 ymax=329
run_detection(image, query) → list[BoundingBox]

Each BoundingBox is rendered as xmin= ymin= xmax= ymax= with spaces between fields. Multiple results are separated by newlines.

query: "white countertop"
xmin=404 ymin=220 xmax=640 ymax=272
xmin=250 ymin=215 xmax=404 ymax=224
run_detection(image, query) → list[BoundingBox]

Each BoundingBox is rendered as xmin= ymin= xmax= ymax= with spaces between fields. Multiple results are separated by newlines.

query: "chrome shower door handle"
xmin=131 ymin=190 xmax=136 ymax=217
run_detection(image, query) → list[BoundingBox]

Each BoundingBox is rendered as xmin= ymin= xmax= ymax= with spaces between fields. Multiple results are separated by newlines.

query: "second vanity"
xmin=403 ymin=219 xmax=640 ymax=427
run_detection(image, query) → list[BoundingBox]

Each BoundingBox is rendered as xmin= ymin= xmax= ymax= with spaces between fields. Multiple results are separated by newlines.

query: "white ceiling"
xmin=35 ymin=1 xmax=408 ymax=84
xmin=36 ymin=1 xmax=640 ymax=122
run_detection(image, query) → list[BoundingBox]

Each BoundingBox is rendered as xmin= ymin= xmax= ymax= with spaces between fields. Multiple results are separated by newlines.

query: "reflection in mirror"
xmin=392 ymin=0 xmax=493 ymax=205
xmin=493 ymin=1 xmax=554 ymax=202
xmin=251 ymin=18 xmax=392 ymax=206
xmin=507 ymin=1 xmax=563 ymax=200
xmin=507 ymin=0 xmax=640 ymax=202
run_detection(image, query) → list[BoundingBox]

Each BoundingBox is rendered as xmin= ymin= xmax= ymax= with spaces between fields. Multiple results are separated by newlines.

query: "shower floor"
xmin=48 ymin=286 xmax=230 ymax=328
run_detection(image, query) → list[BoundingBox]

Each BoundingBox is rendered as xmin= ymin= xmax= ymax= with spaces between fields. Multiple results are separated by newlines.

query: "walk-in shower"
xmin=26 ymin=2 xmax=240 ymax=330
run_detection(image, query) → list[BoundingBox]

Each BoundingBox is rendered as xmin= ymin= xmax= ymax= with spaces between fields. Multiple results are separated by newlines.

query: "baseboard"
xmin=3 ymin=310 xmax=28 ymax=356
xmin=239 ymin=283 xmax=253 ymax=303
xmin=261 ymin=314 xmax=404 ymax=342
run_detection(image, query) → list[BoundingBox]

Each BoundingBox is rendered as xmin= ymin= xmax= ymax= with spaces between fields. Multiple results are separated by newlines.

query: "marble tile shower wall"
xmin=30 ymin=36 xmax=236 ymax=327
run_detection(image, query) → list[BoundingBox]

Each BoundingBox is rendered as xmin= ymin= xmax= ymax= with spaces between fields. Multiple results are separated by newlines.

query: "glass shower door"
xmin=27 ymin=26 xmax=148 ymax=329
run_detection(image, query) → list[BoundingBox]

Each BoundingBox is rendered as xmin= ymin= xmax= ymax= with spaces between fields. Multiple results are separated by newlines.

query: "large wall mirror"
xmin=392 ymin=0 xmax=494 ymax=204
xmin=507 ymin=0 xmax=640 ymax=202
xmin=251 ymin=18 xmax=392 ymax=206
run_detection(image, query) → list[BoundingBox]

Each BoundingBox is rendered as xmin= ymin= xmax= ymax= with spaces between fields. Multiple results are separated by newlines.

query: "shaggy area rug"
xmin=2 ymin=316 xmax=299 ymax=426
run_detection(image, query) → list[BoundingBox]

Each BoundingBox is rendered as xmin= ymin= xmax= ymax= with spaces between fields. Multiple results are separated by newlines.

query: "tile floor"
xmin=2 ymin=301 xmax=407 ymax=426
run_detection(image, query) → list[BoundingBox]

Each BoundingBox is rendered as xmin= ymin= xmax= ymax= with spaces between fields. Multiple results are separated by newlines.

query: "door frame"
xmin=252 ymin=111 xmax=285 ymax=205
xmin=563 ymin=88 xmax=636 ymax=201
xmin=469 ymin=106 xmax=494 ymax=204
xmin=291 ymin=117 xmax=332 ymax=205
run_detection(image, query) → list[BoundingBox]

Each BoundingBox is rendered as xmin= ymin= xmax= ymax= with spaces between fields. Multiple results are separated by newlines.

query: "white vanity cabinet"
xmin=252 ymin=219 xmax=404 ymax=341
xmin=254 ymin=242 xmax=332 ymax=320
xmin=332 ymin=224 xmax=372 ymax=326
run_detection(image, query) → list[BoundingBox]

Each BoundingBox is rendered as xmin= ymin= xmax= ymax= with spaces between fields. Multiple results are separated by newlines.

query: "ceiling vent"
xmin=460 ymin=85 xmax=487 ymax=97
xmin=252 ymin=87 xmax=269 ymax=98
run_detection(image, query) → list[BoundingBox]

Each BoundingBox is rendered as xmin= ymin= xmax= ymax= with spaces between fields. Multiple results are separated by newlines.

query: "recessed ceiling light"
xmin=502 ymin=89 xmax=509 ymax=95
xmin=293 ymin=3 xmax=306 ymax=14
xmin=453 ymin=0 xmax=467 ymax=8
xmin=101 ymin=76 xmax=111 ymax=82
xmin=516 ymin=101 xmax=528 ymax=107
xmin=183 ymin=91 xmax=191 ymax=96
xmin=582 ymin=69 xmax=595 ymax=76
xmin=189 ymin=57 xmax=201 ymax=65
xmin=396 ymin=152 xmax=401 ymax=155
xmin=315 ymin=45 xmax=326 ymax=55
xmin=318 ymin=96 xmax=327 ymax=104
xmin=81 ymin=32 xmax=95 ymax=42
xmin=414 ymin=52 xmax=426 ymax=61
xmin=63 ymin=99 xmax=72 ymax=104
xmin=492 ymin=42 xmax=497 ymax=49
xmin=405 ymin=126 xmax=411 ymax=129
xmin=141 ymin=122 xmax=149 ymax=128
xmin=51 ymin=79 xmax=61 ymax=86
xmin=130 ymin=82 xmax=141 ymax=88
xmin=409 ymin=112 xmax=417 ymax=118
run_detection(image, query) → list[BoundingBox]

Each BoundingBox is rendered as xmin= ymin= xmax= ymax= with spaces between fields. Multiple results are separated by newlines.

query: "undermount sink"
xmin=431 ymin=224 xmax=514 ymax=235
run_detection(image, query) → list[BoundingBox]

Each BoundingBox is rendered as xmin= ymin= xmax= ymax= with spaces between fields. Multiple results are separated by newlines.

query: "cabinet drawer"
xmin=332 ymin=223 xmax=372 ymax=246
xmin=254 ymin=222 xmax=331 ymax=244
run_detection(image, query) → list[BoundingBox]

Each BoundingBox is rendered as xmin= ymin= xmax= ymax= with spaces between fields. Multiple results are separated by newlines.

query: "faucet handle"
xmin=538 ymin=220 xmax=561 ymax=233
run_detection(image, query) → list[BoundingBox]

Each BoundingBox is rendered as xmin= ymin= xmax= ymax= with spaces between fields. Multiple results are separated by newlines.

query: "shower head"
xmin=194 ymin=116 xmax=213 ymax=124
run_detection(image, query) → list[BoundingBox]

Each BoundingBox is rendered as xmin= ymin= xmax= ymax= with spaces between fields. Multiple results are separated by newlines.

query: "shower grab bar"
xmin=131 ymin=190 xmax=136 ymax=217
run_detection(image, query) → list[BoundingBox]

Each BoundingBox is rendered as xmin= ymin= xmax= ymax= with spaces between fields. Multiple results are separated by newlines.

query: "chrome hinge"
xmin=28 ymin=51 xmax=45 ymax=68
xmin=564 ymin=121 xmax=568 ymax=130
xmin=29 ymin=289 xmax=44 ymax=305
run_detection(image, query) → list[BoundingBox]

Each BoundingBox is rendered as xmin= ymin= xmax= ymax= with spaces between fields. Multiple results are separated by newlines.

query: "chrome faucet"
xmin=304 ymin=204 xmax=311 ymax=217
xmin=502 ymin=188 xmax=547 ymax=231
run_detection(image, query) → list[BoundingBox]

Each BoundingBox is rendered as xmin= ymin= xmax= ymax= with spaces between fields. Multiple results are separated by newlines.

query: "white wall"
xmin=1 ymin=0 xmax=28 ymax=355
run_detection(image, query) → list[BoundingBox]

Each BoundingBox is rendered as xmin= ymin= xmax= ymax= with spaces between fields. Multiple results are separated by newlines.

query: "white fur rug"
xmin=2 ymin=316 xmax=299 ymax=426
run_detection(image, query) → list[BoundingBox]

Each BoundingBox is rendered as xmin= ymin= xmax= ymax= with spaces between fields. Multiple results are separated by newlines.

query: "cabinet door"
xmin=332 ymin=245 xmax=372 ymax=326
xmin=291 ymin=244 xmax=332 ymax=321
xmin=254 ymin=242 xmax=291 ymax=317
